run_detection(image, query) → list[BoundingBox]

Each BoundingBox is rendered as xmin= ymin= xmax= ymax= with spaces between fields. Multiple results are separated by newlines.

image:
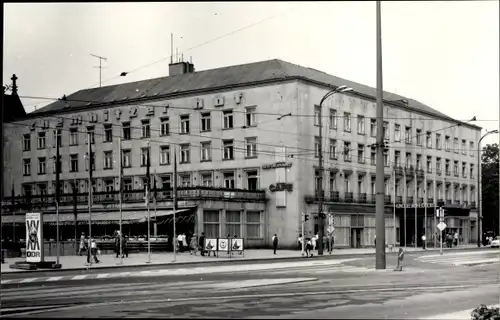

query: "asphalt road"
xmin=2 ymin=252 xmax=499 ymax=319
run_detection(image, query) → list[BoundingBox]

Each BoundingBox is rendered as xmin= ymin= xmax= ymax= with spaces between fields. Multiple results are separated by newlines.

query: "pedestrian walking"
xmin=182 ymin=233 xmax=188 ymax=250
xmin=190 ymin=234 xmax=198 ymax=255
xmin=121 ymin=235 xmax=129 ymax=258
xmin=305 ymin=237 xmax=313 ymax=257
xmin=78 ymin=232 xmax=87 ymax=256
xmin=87 ymin=238 xmax=99 ymax=264
xmin=272 ymin=234 xmax=279 ymax=254
xmin=311 ymin=233 xmax=318 ymax=252
xmin=199 ymin=232 xmax=206 ymax=256
xmin=177 ymin=234 xmax=184 ymax=252
xmin=421 ymin=234 xmax=426 ymax=250
xmin=297 ymin=234 xmax=303 ymax=251
xmin=327 ymin=233 xmax=333 ymax=254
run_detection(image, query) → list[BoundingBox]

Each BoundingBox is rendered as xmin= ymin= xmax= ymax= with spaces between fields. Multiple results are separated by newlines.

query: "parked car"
xmin=491 ymin=236 xmax=499 ymax=248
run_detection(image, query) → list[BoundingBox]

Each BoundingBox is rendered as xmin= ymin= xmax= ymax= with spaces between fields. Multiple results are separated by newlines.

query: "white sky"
xmin=3 ymin=1 xmax=499 ymax=145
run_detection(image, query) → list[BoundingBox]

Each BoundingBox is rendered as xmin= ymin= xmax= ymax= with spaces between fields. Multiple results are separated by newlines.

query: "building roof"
xmin=30 ymin=59 xmax=479 ymax=129
xmin=2 ymin=93 xmax=27 ymax=122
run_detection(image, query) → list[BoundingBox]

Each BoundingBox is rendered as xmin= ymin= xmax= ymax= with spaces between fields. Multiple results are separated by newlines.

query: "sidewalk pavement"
xmin=0 ymin=244 xmax=480 ymax=274
xmin=421 ymin=304 xmax=500 ymax=319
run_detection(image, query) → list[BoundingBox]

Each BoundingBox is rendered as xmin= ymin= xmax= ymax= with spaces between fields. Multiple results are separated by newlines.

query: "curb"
xmin=1 ymin=246 xmax=486 ymax=275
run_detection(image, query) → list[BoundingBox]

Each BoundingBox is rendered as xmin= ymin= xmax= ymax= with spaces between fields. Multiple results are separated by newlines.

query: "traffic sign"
xmin=327 ymin=226 xmax=335 ymax=234
xmin=437 ymin=222 xmax=447 ymax=231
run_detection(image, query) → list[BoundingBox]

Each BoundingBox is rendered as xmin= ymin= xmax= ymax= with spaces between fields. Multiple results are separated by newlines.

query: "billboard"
xmin=231 ymin=238 xmax=244 ymax=251
xmin=204 ymin=238 xmax=217 ymax=252
xmin=218 ymin=238 xmax=229 ymax=252
xmin=26 ymin=212 xmax=44 ymax=263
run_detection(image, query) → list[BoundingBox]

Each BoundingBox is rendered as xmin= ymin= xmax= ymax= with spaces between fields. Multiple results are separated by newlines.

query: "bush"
xmin=471 ymin=304 xmax=500 ymax=320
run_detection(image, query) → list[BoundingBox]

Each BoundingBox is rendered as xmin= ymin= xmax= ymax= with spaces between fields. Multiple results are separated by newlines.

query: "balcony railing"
xmin=405 ymin=166 xmax=414 ymax=176
xmin=445 ymin=170 xmax=451 ymax=176
xmin=358 ymin=193 xmax=367 ymax=203
xmin=394 ymin=166 xmax=404 ymax=176
xmin=384 ymin=195 xmax=391 ymax=204
xmin=330 ymin=191 xmax=340 ymax=202
xmin=471 ymin=201 xmax=476 ymax=209
xmin=416 ymin=169 xmax=425 ymax=179
xmin=446 ymin=199 xmax=452 ymax=205
xmin=417 ymin=197 xmax=424 ymax=204
xmin=436 ymin=169 xmax=442 ymax=176
xmin=2 ymin=187 xmax=267 ymax=212
xmin=427 ymin=197 xmax=434 ymax=204
xmin=407 ymin=196 xmax=414 ymax=203
xmin=345 ymin=192 xmax=353 ymax=203
xmin=396 ymin=196 xmax=403 ymax=204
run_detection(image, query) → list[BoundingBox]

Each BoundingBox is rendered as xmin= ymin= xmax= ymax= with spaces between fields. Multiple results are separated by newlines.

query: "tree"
xmin=481 ymin=143 xmax=499 ymax=235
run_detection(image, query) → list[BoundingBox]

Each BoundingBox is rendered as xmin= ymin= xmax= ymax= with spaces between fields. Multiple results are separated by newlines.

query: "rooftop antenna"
xmin=90 ymin=54 xmax=107 ymax=87
xmin=181 ymin=53 xmax=184 ymax=62
xmin=176 ymin=48 xmax=179 ymax=63
xmin=170 ymin=33 xmax=174 ymax=64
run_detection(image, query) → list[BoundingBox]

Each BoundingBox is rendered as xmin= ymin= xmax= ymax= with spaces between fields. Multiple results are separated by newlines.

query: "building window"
xmin=426 ymin=132 xmax=432 ymax=148
xmin=314 ymin=106 xmax=321 ymax=126
xmin=246 ymin=170 xmax=258 ymax=190
xmin=453 ymin=138 xmax=459 ymax=153
xmin=223 ymin=140 xmax=234 ymax=160
xmin=160 ymin=175 xmax=171 ymax=190
xmin=246 ymin=211 xmax=262 ymax=239
xmin=203 ymin=210 xmax=220 ymax=238
xmin=445 ymin=159 xmax=451 ymax=175
xmin=122 ymin=122 xmax=131 ymax=140
xmin=23 ymin=159 xmax=31 ymax=176
xmin=104 ymin=179 xmax=114 ymax=192
xmin=436 ymin=158 xmax=442 ymax=173
xmin=344 ymin=176 xmax=351 ymax=192
xmin=394 ymin=124 xmax=401 ymax=142
xmin=180 ymin=144 xmax=190 ymax=163
xmin=454 ymin=161 xmax=459 ymax=175
xmin=223 ymin=110 xmax=234 ymax=129
xmin=416 ymin=129 xmax=422 ymax=146
xmin=462 ymin=162 xmax=467 ymax=177
xmin=201 ymin=173 xmax=213 ymax=187
xmin=123 ymin=178 xmax=133 ymax=191
xmin=315 ymin=137 xmax=321 ymax=158
xmin=416 ymin=154 xmax=422 ymax=170
xmin=329 ymin=172 xmax=336 ymax=192
xmin=383 ymin=122 xmax=389 ymax=139
xmin=395 ymin=151 xmax=401 ymax=167
xmin=245 ymin=137 xmax=257 ymax=158
xmin=433 ymin=134 xmax=440 ymax=149
xmin=344 ymin=141 xmax=351 ymax=161
xmin=357 ymin=116 xmax=365 ymax=135
xmin=200 ymin=113 xmax=211 ymax=132
xmin=22 ymin=184 xmax=32 ymax=197
xmin=104 ymin=124 xmax=113 ymax=142
xmin=245 ymin=107 xmax=256 ymax=127
xmin=159 ymin=146 xmax=170 ymax=165
xmin=52 ymin=129 xmax=62 ymax=148
xmin=329 ymin=139 xmax=337 ymax=160
xmin=103 ymin=151 xmax=113 ymax=169
xmin=226 ymin=211 xmax=241 ymax=238
xmin=37 ymin=132 xmax=46 ymax=149
xmin=38 ymin=157 xmax=46 ymax=175
xmin=141 ymin=148 xmax=150 ymax=166
xmin=122 ymin=150 xmax=131 ymax=168
xmin=160 ymin=117 xmax=170 ymax=136
xmin=370 ymin=119 xmax=377 ymax=137
xmin=141 ymin=120 xmax=150 ymax=138
xmin=314 ymin=170 xmax=321 ymax=194
xmin=461 ymin=139 xmax=467 ymax=155
xmin=470 ymin=164 xmax=474 ymax=179
xmin=200 ymin=142 xmax=211 ymax=161
xmin=445 ymin=136 xmax=450 ymax=151
xmin=344 ymin=112 xmax=351 ymax=132
xmin=70 ymin=154 xmax=78 ymax=172
xmin=426 ymin=156 xmax=432 ymax=173
xmin=179 ymin=173 xmax=191 ymax=187
xmin=180 ymin=115 xmax=190 ymax=134
xmin=357 ymin=175 xmax=364 ymax=194
xmin=405 ymin=126 xmax=411 ymax=144
xmin=38 ymin=183 xmax=47 ymax=197
xmin=470 ymin=141 xmax=474 ymax=157
xmin=371 ymin=147 xmax=376 ymax=165
xmin=357 ymin=144 xmax=364 ymax=164
xmin=223 ymin=171 xmax=235 ymax=189
xmin=23 ymin=134 xmax=31 ymax=151
xmin=85 ymin=152 xmax=95 ymax=171
xmin=384 ymin=149 xmax=389 ymax=167
xmin=406 ymin=153 xmax=412 ymax=168
xmin=70 ymin=128 xmax=78 ymax=145
xmin=86 ymin=126 xmax=95 ymax=144
xmin=329 ymin=109 xmax=337 ymax=129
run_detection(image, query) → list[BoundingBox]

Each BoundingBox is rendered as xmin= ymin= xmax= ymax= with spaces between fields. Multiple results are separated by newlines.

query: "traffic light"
xmin=304 ymin=214 xmax=309 ymax=222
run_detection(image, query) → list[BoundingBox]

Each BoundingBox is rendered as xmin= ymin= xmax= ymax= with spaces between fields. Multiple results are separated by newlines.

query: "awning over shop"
xmin=1 ymin=209 xmax=192 ymax=226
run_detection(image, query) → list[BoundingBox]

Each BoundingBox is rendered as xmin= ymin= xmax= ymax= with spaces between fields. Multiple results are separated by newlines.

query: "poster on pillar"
xmin=218 ymin=238 xmax=229 ymax=252
xmin=231 ymin=238 xmax=244 ymax=251
xmin=204 ymin=238 xmax=217 ymax=252
xmin=26 ymin=212 xmax=44 ymax=263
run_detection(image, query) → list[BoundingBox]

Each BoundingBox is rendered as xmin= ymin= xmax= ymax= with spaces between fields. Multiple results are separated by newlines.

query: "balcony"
xmin=2 ymin=187 xmax=268 ymax=212
xmin=330 ymin=191 xmax=340 ymax=202
xmin=396 ymin=196 xmax=403 ymax=204
xmin=436 ymin=169 xmax=442 ymax=176
xmin=358 ymin=193 xmax=367 ymax=203
xmin=454 ymin=172 xmax=459 ymax=177
xmin=304 ymin=191 xmax=340 ymax=204
xmin=471 ymin=201 xmax=476 ymax=209
xmin=345 ymin=192 xmax=353 ymax=203
xmin=370 ymin=194 xmax=376 ymax=204
xmin=455 ymin=200 xmax=460 ymax=205
xmin=394 ymin=166 xmax=404 ymax=176
xmin=407 ymin=196 xmax=414 ymax=203
xmin=416 ymin=169 xmax=425 ymax=179
xmin=427 ymin=197 xmax=434 ymax=204
xmin=445 ymin=170 xmax=451 ymax=176
xmin=446 ymin=199 xmax=452 ymax=205
xmin=405 ymin=166 xmax=414 ymax=176
xmin=463 ymin=201 xmax=468 ymax=207
xmin=417 ymin=197 xmax=424 ymax=204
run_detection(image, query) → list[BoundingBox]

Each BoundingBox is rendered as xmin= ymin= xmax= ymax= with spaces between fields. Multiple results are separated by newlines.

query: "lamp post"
xmin=317 ymin=85 xmax=352 ymax=255
xmin=477 ymin=129 xmax=499 ymax=247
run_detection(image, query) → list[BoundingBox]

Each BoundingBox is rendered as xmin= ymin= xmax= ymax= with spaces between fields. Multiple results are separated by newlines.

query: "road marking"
xmin=96 ymin=273 xmax=109 ymax=279
xmin=1 ymin=279 xmax=12 ymax=284
xmin=20 ymin=278 xmax=38 ymax=283
xmin=72 ymin=275 xmax=87 ymax=280
xmin=46 ymin=277 xmax=63 ymax=281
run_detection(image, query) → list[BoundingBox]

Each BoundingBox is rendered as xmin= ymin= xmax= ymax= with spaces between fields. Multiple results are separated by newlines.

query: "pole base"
xmin=393 ymin=266 xmax=403 ymax=272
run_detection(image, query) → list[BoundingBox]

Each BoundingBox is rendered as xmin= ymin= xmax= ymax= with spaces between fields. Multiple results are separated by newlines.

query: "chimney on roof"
xmin=169 ymin=60 xmax=195 ymax=77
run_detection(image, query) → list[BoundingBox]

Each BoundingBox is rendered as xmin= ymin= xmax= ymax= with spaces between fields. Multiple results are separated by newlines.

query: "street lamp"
xmin=317 ymin=85 xmax=353 ymax=256
xmin=477 ymin=129 xmax=499 ymax=247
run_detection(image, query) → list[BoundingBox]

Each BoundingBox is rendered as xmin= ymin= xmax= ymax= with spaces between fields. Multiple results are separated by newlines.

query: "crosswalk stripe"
xmin=72 ymin=275 xmax=87 ymax=280
xmin=1 ymin=279 xmax=13 ymax=284
xmin=96 ymin=273 xmax=109 ymax=279
xmin=46 ymin=276 xmax=63 ymax=281
xmin=20 ymin=278 xmax=38 ymax=283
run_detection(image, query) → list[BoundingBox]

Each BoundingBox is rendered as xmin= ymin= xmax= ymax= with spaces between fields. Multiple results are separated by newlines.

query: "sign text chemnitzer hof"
xmin=262 ymin=162 xmax=292 ymax=170
xmin=26 ymin=212 xmax=44 ymax=263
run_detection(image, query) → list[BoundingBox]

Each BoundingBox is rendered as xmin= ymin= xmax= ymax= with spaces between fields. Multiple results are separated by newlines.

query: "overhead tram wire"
xmin=83 ymin=4 xmax=303 ymax=89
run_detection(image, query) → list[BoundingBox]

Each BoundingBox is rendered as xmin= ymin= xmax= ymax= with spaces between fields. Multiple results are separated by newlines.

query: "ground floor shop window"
xmin=203 ymin=210 xmax=220 ymax=238
xmin=226 ymin=211 xmax=241 ymax=237
xmin=246 ymin=211 xmax=262 ymax=239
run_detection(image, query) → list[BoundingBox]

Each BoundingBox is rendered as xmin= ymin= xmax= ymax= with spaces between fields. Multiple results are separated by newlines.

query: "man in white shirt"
xmin=311 ymin=233 xmax=318 ymax=252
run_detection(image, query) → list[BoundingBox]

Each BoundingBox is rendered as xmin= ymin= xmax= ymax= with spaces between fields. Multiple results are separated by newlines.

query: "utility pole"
xmin=90 ymin=54 xmax=107 ymax=87
xmin=73 ymin=180 xmax=77 ymax=255
xmin=173 ymin=146 xmax=178 ymax=262
xmin=55 ymin=130 xmax=61 ymax=265
xmin=87 ymin=132 xmax=93 ymax=266
xmin=318 ymin=102 xmax=325 ymax=255
xmin=118 ymin=137 xmax=123 ymax=265
xmin=375 ymin=0 xmax=386 ymax=269
xmin=146 ymin=144 xmax=151 ymax=264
